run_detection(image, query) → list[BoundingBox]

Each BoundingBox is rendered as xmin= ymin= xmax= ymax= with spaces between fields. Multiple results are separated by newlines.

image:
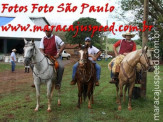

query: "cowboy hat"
xmin=122 ymin=32 xmax=135 ymax=38
xmin=12 ymin=49 xmax=17 ymax=52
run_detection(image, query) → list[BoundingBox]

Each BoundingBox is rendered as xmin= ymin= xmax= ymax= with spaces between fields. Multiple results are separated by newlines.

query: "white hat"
xmin=44 ymin=25 xmax=53 ymax=32
xmin=122 ymin=32 xmax=135 ymax=38
xmin=12 ymin=49 xmax=17 ymax=52
xmin=85 ymin=37 xmax=91 ymax=41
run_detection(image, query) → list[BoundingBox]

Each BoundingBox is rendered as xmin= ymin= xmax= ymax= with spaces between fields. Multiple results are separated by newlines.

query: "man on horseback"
xmin=70 ymin=37 xmax=101 ymax=86
xmin=109 ymin=32 xmax=136 ymax=84
xmin=39 ymin=26 xmax=65 ymax=90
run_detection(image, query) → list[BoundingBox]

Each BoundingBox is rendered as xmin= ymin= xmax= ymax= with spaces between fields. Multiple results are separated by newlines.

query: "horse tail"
xmin=83 ymin=84 xmax=88 ymax=101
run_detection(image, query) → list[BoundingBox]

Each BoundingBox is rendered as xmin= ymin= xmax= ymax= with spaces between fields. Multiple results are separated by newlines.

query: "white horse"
xmin=24 ymin=39 xmax=61 ymax=112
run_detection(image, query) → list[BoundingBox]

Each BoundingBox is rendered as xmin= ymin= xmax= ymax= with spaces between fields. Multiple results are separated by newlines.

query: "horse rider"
xmin=70 ymin=37 xmax=101 ymax=86
xmin=10 ymin=49 xmax=17 ymax=73
xmin=39 ymin=26 xmax=65 ymax=90
xmin=110 ymin=32 xmax=136 ymax=84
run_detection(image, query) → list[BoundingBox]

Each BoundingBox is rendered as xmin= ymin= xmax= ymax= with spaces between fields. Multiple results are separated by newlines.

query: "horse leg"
xmin=118 ymin=81 xmax=123 ymax=111
xmin=47 ymin=81 xmax=52 ymax=112
xmin=34 ymin=82 xmax=40 ymax=112
xmin=88 ymin=83 xmax=93 ymax=109
xmin=128 ymin=82 xmax=135 ymax=111
xmin=123 ymin=84 xmax=128 ymax=103
xmin=77 ymin=83 xmax=82 ymax=108
xmin=57 ymin=89 xmax=61 ymax=106
xmin=53 ymin=70 xmax=61 ymax=106
xmin=115 ymin=83 xmax=120 ymax=104
xmin=50 ymin=81 xmax=55 ymax=99
xmin=80 ymin=95 xmax=82 ymax=104
xmin=91 ymin=94 xmax=94 ymax=104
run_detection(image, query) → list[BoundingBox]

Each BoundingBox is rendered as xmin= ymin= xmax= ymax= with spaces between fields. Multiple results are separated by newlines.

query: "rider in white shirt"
xmin=70 ymin=37 xmax=101 ymax=86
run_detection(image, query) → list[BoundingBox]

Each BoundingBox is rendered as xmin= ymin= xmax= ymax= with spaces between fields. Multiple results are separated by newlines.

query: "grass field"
xmin=0 ymin=61 xmax=163 ymax=122
xmin=0 ymin=63 xmax=24 ymax=72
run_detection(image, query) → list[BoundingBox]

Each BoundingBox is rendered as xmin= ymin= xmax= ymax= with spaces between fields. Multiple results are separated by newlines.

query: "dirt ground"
xmin=0 ymin=58 xmax=77 ymax=94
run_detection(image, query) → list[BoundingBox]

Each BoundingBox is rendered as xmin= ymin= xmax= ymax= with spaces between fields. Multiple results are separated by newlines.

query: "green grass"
xmin=0 ymin=61 xmax=163 ymax=121
xmin=0 ymin=63 xmax=24 ymax=72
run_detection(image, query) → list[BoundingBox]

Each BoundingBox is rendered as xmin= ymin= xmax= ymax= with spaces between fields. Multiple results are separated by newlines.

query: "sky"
xmin=0 ymin=0 xmax=139 ymax=39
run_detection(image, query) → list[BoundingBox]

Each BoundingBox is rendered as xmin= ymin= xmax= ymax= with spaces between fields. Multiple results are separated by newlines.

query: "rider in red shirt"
xmin=39 ymin=26 xmax=65 ymax=89
xmin=110 ymin=32 xmax=136 ymax=83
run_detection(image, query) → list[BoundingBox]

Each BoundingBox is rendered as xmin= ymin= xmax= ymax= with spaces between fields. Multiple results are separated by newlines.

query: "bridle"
xmin=121 ymin=50 xmax=151 ymax=82
xmin=138 ymin=50 xmax=151 ymax=71
xmin=24 ymin=43 xmax=54 ymax=80
xmin=24 ymin=43 xmax=45 ymax=64
xmin=78 ymin=49 xmax=93 ymax=83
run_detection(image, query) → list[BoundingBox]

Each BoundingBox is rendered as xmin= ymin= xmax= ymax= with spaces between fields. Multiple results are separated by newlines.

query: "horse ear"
xmin=143 ymin=46 xmax=148 ymax=53
xmin=24 ymin=38 xmax=27 ymax=44
xmin=78 ymin=44 xmax=81 ymax=49
xmin=85 ymin=44 xmax=89 ymax=49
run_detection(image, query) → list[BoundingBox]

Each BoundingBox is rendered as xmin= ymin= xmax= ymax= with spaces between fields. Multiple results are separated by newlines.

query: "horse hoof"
xmin=118 ymin=106 xmax=122 ymax=111
xmin=58 ymin=100 xmax=61 ymax=106
xmin=128 ymin=107 xmax=132 ymax=111
xmin=47 ymin=109 xmax=51 ymax=112
xmin=34 ymin=109 xmax=38 ymax=112
xmin=88 ymin=106 xmax=92 ymax=109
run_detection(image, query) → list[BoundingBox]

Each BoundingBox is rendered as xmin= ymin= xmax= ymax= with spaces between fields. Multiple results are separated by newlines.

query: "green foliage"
xmin=120 ymin=0 xmax=163 ymax=60
xmin=65 ymin=17 xmax=102 ymax=48
xmin=53 ymin=30 xmax=67 ymax=43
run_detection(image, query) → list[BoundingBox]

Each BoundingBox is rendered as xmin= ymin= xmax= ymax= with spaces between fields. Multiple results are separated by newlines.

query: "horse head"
xmin=24 ymin=39 xmax=35 ymax=66
xmin=139 ymin=46 xmax=154 ymax=71
xmin=78 ymin=44 xmax=89 ymax=67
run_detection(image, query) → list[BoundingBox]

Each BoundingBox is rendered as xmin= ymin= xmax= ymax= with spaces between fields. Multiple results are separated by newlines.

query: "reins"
xmin=25 ymin=43 xmax=55 ymax=80
xmin=121 ymin=51 xmax=150 ymax=82
xmin=78 ymin=51 xmax=93 ymax=83
xmin=121 ymin=63 xmax=136 ymax=82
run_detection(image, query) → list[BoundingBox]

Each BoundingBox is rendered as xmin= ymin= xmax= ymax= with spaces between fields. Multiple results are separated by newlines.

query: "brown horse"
xmin=117 ymin=46 xmax=152 ymax=111
xmin=74 ymin=45 xmax=96 ymax=109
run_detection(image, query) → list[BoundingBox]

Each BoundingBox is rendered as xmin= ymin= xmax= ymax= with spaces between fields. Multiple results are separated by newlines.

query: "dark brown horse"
xmin=74 ymin=45 xmax=96 ymax=108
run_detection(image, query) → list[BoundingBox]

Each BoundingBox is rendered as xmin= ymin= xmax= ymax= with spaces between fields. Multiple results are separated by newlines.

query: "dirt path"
xmin=0 ymin=58 xmax=77 ymax=94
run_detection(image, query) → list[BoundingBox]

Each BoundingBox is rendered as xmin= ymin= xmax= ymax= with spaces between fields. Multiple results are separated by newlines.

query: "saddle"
xmin=47 ymin=55 xmax=59 ymax=70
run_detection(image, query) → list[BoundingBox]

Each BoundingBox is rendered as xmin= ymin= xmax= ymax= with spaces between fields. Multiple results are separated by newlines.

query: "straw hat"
xmin=12 ymin=49 xmax=17 ymax=52
xmin=122 ymin=32 xmax=135 ymax=38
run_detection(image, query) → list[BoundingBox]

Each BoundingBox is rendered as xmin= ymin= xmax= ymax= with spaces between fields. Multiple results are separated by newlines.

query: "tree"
xmin=65 ymin=17 xmax=102 ymax=49
xmin=120 ymin=0 xmax=163 ymax=60
xmin=53 ymin=30 xmax=67 ymax=43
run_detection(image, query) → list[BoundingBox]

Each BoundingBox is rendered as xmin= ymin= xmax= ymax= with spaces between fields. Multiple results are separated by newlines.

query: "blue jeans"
xmin=11 ymin=61 xmax=15 ymax=72
xmin=56 ymin=57 xmax=64 ymax=87
xmin=72 ymin=62 xmax=101 ymax=81
xmin=111 ymin=62 xmax=114 ymax=78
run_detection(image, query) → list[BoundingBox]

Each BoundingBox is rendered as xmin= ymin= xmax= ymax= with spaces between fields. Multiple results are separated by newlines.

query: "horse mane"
xmin=122 ymin=49 xmax=142 ymax=63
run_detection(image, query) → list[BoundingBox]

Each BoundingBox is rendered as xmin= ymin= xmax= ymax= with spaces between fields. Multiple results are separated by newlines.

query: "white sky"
xmin=0 ymin=0 xmax=139 ymax=39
